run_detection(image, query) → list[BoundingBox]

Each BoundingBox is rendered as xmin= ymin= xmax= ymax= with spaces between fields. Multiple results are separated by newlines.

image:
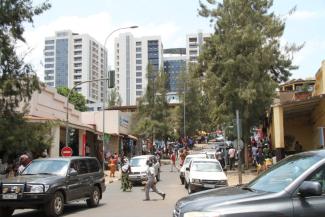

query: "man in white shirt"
xmin=144 ymin=160 xmax=166 ymax=201
xmin=228 ymin=146 xmax=236 ymax=170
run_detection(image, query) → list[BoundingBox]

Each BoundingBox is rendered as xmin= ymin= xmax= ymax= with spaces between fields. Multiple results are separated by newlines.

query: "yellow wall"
xmin=312 ymin=99 xmax=325 ymax=148
xmin=273 ymin=106 xmax=285 ymax=148
xmin=314 ymin=60 xmax=325 ymax=96
xmin=284 ymin=116 xmax=314 ymax=151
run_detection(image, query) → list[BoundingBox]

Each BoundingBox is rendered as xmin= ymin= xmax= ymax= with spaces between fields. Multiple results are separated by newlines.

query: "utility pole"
xmin=236 ymin=110 xmax=242 ymax=185
xmin=183 ymin=79 xmax=186 ymax=138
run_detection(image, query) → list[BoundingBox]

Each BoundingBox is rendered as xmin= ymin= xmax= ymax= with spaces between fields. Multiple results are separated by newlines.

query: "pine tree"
xmin=0 ymin=0 xmax=51 ymax=160
xmin=198 ymin=0 xmax=300 ymax=141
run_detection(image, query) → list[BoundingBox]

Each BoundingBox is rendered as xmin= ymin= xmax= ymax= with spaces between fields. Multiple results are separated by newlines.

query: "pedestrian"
xmin=170 ymin=151 xmax=178 ymax=172
xmin=228 ymin=146 xmax=236 ymax=170
xmin=251 ymin=144 xmax=258 ymax=166
xmin=256 ymin=147 xmax=265 ymax=174
xmin=109 ymin=156 xmax=117 ymax=177
xmin=144 ymin=160 xmax=166 ymax=201
xmin=215 ymin=148 xmax=225 ymax=169
xmin=121 ymin=158 xmax=132 ymax=192
xmin=17 ymin=154 xmax=31 ymax=174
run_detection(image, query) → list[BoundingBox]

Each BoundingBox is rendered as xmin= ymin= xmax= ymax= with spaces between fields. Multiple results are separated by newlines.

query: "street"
xmin=13 ymin=165 xmax=188 ymax=217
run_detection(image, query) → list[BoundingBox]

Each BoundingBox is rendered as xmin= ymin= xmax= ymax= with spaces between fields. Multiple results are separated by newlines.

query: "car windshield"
xmin=192 ymin=162 xmax=222 ymax=172
xmin=22 ymin=160 xmax=69 ymax=176
xmin=130 ymin=158 xmax=147 ymax=167
xmin=247 ymin=153 xmax=322 ymax=193
xmin=185 ymin=156 xmax=205 ymax=165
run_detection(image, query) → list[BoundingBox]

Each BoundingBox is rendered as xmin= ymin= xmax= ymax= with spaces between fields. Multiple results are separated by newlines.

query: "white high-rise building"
xmin=43 ymin=30 xmax=107 ymax=111
xmin=186 ymin=31 xmax=210 ymax=63
xmin=114 ymin=33 xmax=163 ymax=106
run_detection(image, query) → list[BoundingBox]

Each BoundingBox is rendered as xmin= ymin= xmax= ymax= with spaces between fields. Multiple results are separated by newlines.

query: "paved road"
xmin=13 ymin=165 xmax=187 ymax=217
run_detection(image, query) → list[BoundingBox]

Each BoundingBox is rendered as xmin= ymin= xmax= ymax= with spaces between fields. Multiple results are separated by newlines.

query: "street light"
xmin=102 ymin=25 xmax=138 ymax=165
xmin=65 ymin=78 xmax=109 ymax=148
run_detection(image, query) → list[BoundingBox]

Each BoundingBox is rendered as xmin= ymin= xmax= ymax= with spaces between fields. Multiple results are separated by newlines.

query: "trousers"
xmin=145 ymin=180 xmax=164 ymax=200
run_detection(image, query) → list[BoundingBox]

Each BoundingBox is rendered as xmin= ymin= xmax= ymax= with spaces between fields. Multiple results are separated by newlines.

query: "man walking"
xmin=144 ymin=160 xmax=166 ymax=201
xmin=170 ymin=151 xmax=178 ymax=172
xmin=228 ymin=146 xmax=236 ymax=170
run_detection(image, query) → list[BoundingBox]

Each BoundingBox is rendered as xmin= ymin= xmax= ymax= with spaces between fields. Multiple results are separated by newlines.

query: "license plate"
xmin=203 ymin=184 xmax=215 ymax=188
xmin=2 ymin=194 xmax=17 ymax=200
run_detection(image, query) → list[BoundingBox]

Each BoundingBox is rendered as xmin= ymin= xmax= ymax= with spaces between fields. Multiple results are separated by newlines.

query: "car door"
xmin=66 ymin=160 xmax=82 ymax=201
xmin=77 ymin=159 xmax=92 ymax=198
xmin=292 ymin=165 xmax=325 ymax=217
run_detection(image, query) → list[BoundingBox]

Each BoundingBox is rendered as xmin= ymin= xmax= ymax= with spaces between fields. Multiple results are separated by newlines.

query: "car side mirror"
xmin=186 ymin=167 xmax=190 ymax=171
xmin=299 ymin=181 xmax=322 ymax=197
xmin=69 ymin=169 xmax=78 ymax=176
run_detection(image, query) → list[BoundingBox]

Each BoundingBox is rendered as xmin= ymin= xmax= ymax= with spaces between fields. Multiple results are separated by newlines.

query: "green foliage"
xmin=57 ymin=86 xmax=87 ymax=112
xmin=108 ymin=88 xmax=122 ymax=107
xmin=131 ymin=65 xmax=171 ymax=141
xmin=198 ymin=0 xmax=299 ymax=141
xmin=0 ymin=0 xmax=51 ymax=160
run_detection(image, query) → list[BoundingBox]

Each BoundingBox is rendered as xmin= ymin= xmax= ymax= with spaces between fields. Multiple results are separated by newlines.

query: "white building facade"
xmin=186 ymin=31 xmax=210 ymax=63
xmin=114 ymin=33 xmax=163 ymax=106
xmin=43 ymin=30 xmax=108 ymax=111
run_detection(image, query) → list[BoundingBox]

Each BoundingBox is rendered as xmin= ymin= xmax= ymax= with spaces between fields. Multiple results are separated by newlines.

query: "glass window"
xmin=44 ymin=46 xmax=54 ymax=50
xmin=191 ymin=162 xmax=222 ymax=172
xmin=45 ymin=52 xmax=54 ymax=56
xmin=78 ymin=160 xmax=89 ymax=174
xmin=136 ymin=41 xmax=141 ymax=46
xmin=136 ymin=91 xmax=142 ymax=96
xmin=136 ymin=60 xmax=142 ymax=64
xmin=136 ymin=66 xmax=142 ymax=70
xmin=87 ymin=159 xmax=100 ymax=173
xmin=22 ymin=160 xmax=69 ymax=176
xmin=45 ymin=58 xmax=54 ymax=62
xmin=74 ymin=63 xmax=82 ymax=67
xmin=136 ymin=47 xmax=141 ymax=52
xmin=46 ymin=82 xmax=54 ymax=86
xmin=45 ymin=40 xmax=54 ymax=45
xmin=44 ymin=64 xmax=54 ymax=68
xmin=74 ymin=56 xmax=82 ymax=61
xmin=74 ymin=44 xmax=82 ymax=49
xmin=136 ymin=72 xmax=142 ymax=77
xmin=74 ymin=50 xmax=82 ymax=55
xmin=136 ymin=84 xmax=142 ymax=89
xmin=136 ymin=53 xmax=142 ymax=58
xmin=136 ymin=78 xmax=142 ymax=83
xmin=306 ymin=165 xmax=325 ymax=193
xmin=248 ymin=154 xmax=322 ymax=193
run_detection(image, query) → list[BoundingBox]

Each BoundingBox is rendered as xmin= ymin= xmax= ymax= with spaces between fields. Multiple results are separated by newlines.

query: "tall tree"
xmin=198 ymin=0 xmax=299 ymax=141
xmin=57 ymin=86 xmax=87 ymax=111
xmin=131 ymin=65 xmax=170 ymax=142
xmin=107 ymin=88 xmax=122 ymax=107
xmin=0 ymin=0 xmax=51 ymax=160
xmin=177 ymin=64 xmax=207 ymax=137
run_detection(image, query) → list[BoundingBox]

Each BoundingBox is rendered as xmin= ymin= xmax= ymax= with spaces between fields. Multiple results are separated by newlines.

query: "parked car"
xmin=173 ymin=150 xmax=325 ymax=217
xmin=184 ymin=159 xmax=227 ymax=194
xmin=179 ymin=154 xmax=207 ymax=185
xmin=0 ymin=157 xmax=106 ymax=217
xmin=129 ymin=155 xmax=160 ymax=184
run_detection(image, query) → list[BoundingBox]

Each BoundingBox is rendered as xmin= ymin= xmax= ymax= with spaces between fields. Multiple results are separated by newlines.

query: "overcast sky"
xmin=21 ymin=0 xmax=325 ymax=81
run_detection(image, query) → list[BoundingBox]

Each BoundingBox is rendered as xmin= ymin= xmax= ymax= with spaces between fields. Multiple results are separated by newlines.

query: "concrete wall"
xmin=284 ymin=115 xmax=314 ymax=151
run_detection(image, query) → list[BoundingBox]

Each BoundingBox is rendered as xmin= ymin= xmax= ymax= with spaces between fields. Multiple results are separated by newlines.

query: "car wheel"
xmin=180 ymin=177 xmax=185 ymax=185
xmin=0 ymin=207 xmax=14 ymax=217
xmin=87 ymin=186 xmax=101 ymax=208
xmin=44 ymin=191 xmax=64 ymax=217
xmin=188 ymin=183 xmax=193 ymax=194
xmin=156 ymin=169 xmax=160 ymax=182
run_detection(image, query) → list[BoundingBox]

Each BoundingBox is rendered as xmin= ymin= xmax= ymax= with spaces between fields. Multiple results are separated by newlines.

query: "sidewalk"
xmin=104 ymin=170 xmax=121 ymax=185
xmin=226 ymin=170 xmax=257 ymax=186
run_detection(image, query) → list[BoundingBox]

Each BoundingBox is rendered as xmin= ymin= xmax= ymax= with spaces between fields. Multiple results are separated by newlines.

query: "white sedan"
xmin=185 ymin=159 xmax=228 ymax=194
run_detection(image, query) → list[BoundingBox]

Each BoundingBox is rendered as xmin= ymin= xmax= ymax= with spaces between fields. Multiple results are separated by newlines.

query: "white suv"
xmin=185 ymin=158 xmax=228 ymax=194
xmin=129 ymin=155 xmax=160 ymax=184
xmin=179 ymin=154 xmax=206 ymax=185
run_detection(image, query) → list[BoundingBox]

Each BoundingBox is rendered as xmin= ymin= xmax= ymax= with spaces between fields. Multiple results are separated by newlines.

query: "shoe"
xmin=162 ymin=193 xmax=166 ymax=200
xmin=143 ymin=199 xmax=150 ymax=201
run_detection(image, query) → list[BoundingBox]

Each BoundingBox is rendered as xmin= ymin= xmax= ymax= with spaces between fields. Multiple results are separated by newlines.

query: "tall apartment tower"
xmin=114 ymin=33 xmax=163 ymax=106
xmin=43 ymin=30 xmax=107 ymax=111
xmin=186 ymin=31 xmax=210 ymax=63
xmin=163 ymin=48 xmax=187 ymax=104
